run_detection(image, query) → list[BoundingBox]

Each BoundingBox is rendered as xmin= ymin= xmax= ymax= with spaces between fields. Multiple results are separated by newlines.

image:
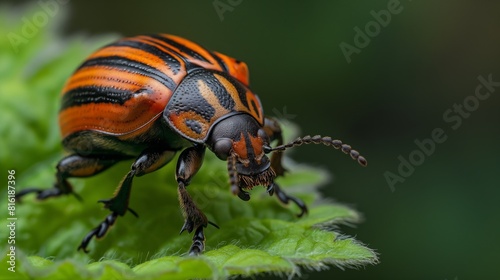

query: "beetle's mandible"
xmin=17 ymin=34 xmax=367 ymax=255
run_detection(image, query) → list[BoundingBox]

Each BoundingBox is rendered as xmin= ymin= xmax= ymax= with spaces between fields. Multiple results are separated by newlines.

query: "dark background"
xmin=5 ymin=0 xmax=500 ymax=279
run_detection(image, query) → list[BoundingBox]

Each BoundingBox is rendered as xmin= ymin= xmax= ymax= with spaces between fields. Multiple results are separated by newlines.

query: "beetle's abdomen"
xmin=59 ymin=34 xmax=252 ymax=142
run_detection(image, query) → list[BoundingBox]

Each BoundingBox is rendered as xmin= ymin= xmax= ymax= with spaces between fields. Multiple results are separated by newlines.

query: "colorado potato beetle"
xmin=17 ymin=34 xmax=367 ymax=255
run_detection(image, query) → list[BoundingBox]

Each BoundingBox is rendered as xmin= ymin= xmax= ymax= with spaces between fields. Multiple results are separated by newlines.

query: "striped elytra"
xmin=59 ymin=34 xmax=259 ymax=146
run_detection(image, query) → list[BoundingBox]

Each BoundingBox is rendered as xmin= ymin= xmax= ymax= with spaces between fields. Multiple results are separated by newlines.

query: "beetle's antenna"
xmin=264 ymin=135 xmax=367 ymax=167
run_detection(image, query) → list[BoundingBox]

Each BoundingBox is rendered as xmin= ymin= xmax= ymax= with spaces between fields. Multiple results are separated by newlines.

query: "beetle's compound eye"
xmin=213 ymin=138 xmax=233 ymax=160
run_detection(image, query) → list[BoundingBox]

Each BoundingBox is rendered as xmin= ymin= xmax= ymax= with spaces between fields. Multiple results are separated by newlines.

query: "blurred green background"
xmin=2 ymin=0 xmax=500 ymax=279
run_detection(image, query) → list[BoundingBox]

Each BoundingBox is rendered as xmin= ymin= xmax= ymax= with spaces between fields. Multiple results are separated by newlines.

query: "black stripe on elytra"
xmin=149 ymin=35 xmax=210 ymax=64
xmin=158 ymin=34 xmax=228 ymax=72
xmin=61 ymin=85 xmax=133 ymax=110
xmin=79 ymin=56 xmax=176 ymax=90
xmin=110 ymin=39 xmax=182 ymax=74
xmin=210 ymin=52 xmax=229 ymax=73
xmin=141 ymin=35 xmax=193 ymax=70
xmin=143 ymin=35 xmax=189 ymax=65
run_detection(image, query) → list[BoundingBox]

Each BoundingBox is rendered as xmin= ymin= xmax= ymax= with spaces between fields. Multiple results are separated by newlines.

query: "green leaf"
xmin=0 ymin=5 xmax=377 ymax=280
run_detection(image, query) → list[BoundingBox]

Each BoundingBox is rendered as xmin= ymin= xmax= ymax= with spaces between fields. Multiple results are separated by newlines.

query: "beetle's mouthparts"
xmin=238 ymin=168 xmax=276 ymax=189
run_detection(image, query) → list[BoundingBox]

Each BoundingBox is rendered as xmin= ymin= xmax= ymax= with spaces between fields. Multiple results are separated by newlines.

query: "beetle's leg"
xmin=269 ymin=182 xmax=308 ymax=218
xmin=78 ymin=149 xmax=176 ymax=253
xmin=263 ymin=117 xmax=287 ymax=177
xmin=16 ymin=154 xmax=119 ymax=202
xmin=78 ymin=212 xmax=118 ymax=253
xmin=176 ymin=145 xmax=216 ymax=255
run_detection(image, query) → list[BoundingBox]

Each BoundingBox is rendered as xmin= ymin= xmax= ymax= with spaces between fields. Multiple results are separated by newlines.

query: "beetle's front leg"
xmin=78 ymin=149 xmax=175 ymax=253
xmin=263 ymin=117 xmax=287 ymax=177
xmin=268 ymin=182 xmax=308 ymax=218
xmin=176 ymin=145 xmax=217 ymax=255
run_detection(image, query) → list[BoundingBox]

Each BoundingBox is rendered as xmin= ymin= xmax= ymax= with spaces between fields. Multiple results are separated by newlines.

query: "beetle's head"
xmin=207 ymin=113 xmax=368 ymax=201
xmin=207 ymin=114 xmax=275 ymax=192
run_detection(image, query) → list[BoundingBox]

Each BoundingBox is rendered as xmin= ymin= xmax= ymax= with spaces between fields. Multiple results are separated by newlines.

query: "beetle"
xmin=17 ymin=34 xmax=367 ymax=255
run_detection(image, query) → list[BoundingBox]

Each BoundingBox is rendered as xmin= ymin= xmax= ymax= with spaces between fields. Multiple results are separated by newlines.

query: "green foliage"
xmin=0 ymin=7 xmax=377 ymax=279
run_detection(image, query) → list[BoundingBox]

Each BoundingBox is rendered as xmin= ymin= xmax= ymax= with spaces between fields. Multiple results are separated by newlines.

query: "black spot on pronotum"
xmin=185 ymin=119 xmax=202 ymax=134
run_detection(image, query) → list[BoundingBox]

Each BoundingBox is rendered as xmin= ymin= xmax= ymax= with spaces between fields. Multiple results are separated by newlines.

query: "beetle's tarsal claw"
xmin=296 ymin=204 xmax=308 ymax=218
xmin=266 ymin=184 xmax=275 ymax=196
xmin=77 ymin=239 xmax=92 ymax=253
xmin=272 ymin=183 xmax=308 ymax=217
xmin=237 ymin=189 xmax=251 ymax=201
xmin=78 ymin=212 xmax=118 ymax=253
